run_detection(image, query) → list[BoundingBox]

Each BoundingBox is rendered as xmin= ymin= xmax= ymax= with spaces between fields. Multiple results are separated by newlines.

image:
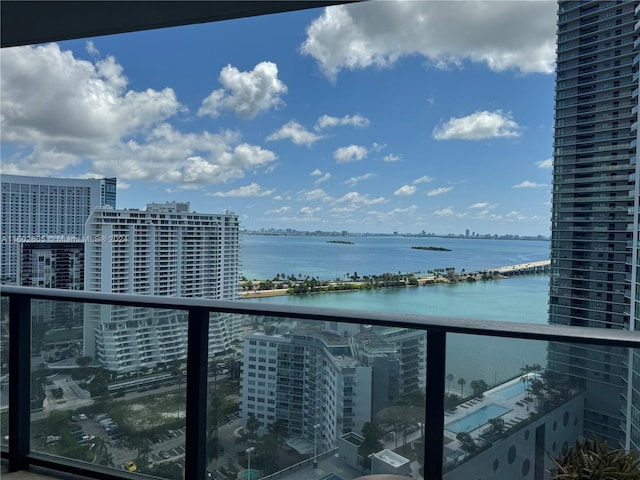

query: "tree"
xmin=400 ymin=389 xmax=425 ymax=410
xmin=376 ymin=406 xmax=407 ymax=448
xmin=447 ymin=373 xmax=455 ymax=393
xmin=94 ymin=436 xmax=114 ymax=467
xmin=268 ymin=419 xmax=288 ymax=445
xmin=456 ymin=432 xmax=477 ymax=453
xmin=359 ymin=422 xmax=384 ymax=471
xmin=550 ymin=438 xmax=640 ymax=480
xmin=458 ymin=377 xmax=466 ymax=397
xmin=128 ymin=431 xmax=151 ymax=462
xmin=256 ymin=432 xmax=280 ymax=474
xmin=236 ymin=416 xmax=261 ymax=446
xmin=470 ymin=379 xmax=488 ymax=398
xmin=76 ymin=356 xmax=92 ymax=368
xmin=488 ymin=417 xmax=505 ymax=436
xmin=445 ymin=393 xmax=461 ymax=411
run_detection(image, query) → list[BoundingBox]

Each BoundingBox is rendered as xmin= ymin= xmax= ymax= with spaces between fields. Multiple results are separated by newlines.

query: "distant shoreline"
xmin=240 ymin=271 xmax=507 ymax=299
xmin=239 ymin=261 xmax=550 ymax=299
xmin=242 ymin=231 xmax=550 ymax=241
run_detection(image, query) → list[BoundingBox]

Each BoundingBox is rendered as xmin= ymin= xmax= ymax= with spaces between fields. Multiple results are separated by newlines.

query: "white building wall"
xmin=444 ymin=394 xmax=585 ymax=480
xmin=240 ymin=331 xmax=370 ymax=453
xmin=84 ymin=203 xmax=239 ymax=371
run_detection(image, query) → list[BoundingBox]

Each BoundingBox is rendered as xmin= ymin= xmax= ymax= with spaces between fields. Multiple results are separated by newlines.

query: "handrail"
xmin=3 ymin=285 xmax=640 ymax=347
xmin=2 ymin=285 xmax=640 ymax=480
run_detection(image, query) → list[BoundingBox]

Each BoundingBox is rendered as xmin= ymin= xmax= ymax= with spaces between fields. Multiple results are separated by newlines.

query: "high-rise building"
xmin=241 ymin=330 xmax=372 ymax=453
xmin=0 ymin=174 xmax=116 ymax=284
xmin=549 ymin=0 xmax=639 ymax=448
xmin=18 ymin=240 xmax=85 ymax=327
xmin=628 ymin=1 xmax=640 ymax=452
xmin=83 ymin=202 xmax=240 ymax=371
xmin=240 ymin=320 xmax=426 ymax=452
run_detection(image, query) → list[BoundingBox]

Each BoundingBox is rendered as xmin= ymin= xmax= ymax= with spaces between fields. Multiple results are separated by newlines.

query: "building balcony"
xmin=1 ymin=286 xmax=640 ymax=480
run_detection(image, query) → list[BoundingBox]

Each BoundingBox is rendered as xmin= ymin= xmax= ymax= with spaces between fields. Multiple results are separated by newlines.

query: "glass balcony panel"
xmin=29 ymin=299 xmax=188 ymax=479
xmin=444 ymin=334 xmax=634 ymax=480
xmin=210 ymin=314 xmax=427 ymax=480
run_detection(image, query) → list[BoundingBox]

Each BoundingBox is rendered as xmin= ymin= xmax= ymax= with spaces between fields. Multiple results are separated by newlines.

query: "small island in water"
xmin=411 ymin=246 xmax=452 ymax=252
xmin=327 ymin=240 xmax=354 ymax=245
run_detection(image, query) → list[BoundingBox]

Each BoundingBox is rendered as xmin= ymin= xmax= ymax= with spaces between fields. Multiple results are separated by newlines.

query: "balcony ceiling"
xmin=1 ymin=0 xmax=359 ymax=48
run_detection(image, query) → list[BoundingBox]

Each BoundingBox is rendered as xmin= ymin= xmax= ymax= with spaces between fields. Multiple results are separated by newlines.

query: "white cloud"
xmin=198 ymin=61 xmax=287 ymax=119
xmin=336 ymin=191 xmax=386 ymax=206
xmin=412 ymin=175 xmax=433 ymax=185
xmin=513 ymin=181 xmax=547 ymax=188
xmin=383 ymin=153 xmax=401 ymax=162
xmin=316 ymin=113 xmax=370 ymax=129
xmin=506 ymin=210 xmax=526 ymax=220
xmin=267 ymin=120 xmax=322 ymax=146
xmin=301 ymin=1 xmax=556 ymax=81
xmin=434 ymin=207 xmax=455 ymax=217
xmin=310 ymin=169 xmax=323 ymax=176
xmin=394 ymin=185 xmax=416 ymax=196
xmin=117 ymin=181 xmax=131 ymax=190
xmin=1 ymin=44 xmax=279 ymax=185
xmin=427 ymin=186 xmax=454 ymax=196
xmin=334 ymin=145 xmax=368 ymax=163
xmin=93 ymin=125 xmax=276 ymax=184
xmin=366 ymin=205 xmax=418 ymax=223
xmin=267 ymin=206 xmax=291 ymax=214
xmin=1 ymin=44 xmax=182 ymax=160
xmin=0 ymin=147 xmax=82 ymax=176
xmin=345 ymin=173 xmax=376 ymax=186
xmin=315 ymin=173 xmax=331 ymax=185
xmin=433 ymin=110 xmax=521 ymax=140
xmin=300 ymin=206 xmax=322 ymax=216
xmin=469 ymin=202 xmax=494 ymax=209
xmin=370 ymin=142 xmax=385 ymax=153
xmin=536 ymin=158 xmax=553 ymax=169
xmin=85 ymin=40 xmax=99 ymax=57
xmin=208 ymin=183 xmax=274 ymax=197
xmin=300 ymin=189 xmax=331 ymax=201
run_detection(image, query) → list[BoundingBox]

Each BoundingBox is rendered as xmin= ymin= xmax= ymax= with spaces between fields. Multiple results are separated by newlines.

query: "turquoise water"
xmin=445 ymin=404 xmax=510 ymax=434
xmin=241 ymin=235 xmax=550 ymax=386
xmin=241 ymin=234 xmax=549 ymax=281
xmin=247 ymin=275 xmax=549 ymax=388
xmin=491 ymin=381 xmax=527 ymax=400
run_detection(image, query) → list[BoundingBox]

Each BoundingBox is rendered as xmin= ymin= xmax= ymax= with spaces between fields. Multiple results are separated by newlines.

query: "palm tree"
xmin=359 ymin=422 xmax=384 ymax=471
xmin=376 ymin=406 xmax=405 ymax=448
xmin=447 ymin=373 xmax=455 ymax=393
xmin=458 ymin=377 xmax=466 ymax=397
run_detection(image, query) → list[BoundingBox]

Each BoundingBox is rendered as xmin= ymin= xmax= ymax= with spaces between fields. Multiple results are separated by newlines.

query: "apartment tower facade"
xmin=549 ymin=0 xmax=639 ymax=447
xmin=84 ymin=202 xmax=240 ymax=371
xmin=0 ymin=174 xmax=116 ymax=284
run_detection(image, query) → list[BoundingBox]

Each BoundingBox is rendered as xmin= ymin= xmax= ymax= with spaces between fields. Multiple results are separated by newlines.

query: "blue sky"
xmin=1 ymin=1 xmax=558 ymax=236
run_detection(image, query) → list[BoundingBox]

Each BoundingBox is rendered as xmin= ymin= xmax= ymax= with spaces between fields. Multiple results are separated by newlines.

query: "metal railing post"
xmin=425 ymin=330 xmax=446 ymax=480
xmin=8 ymin=293 xmax=31 ymax=471
xmin=184 ymin=308 xmax=210 ymax=480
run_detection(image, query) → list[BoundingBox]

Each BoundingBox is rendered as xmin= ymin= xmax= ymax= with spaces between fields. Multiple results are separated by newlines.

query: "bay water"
xmin=240 ymin=234 xmax=551 ymax=389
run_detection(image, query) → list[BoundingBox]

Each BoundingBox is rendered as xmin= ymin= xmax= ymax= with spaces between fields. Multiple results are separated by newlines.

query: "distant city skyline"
xmin=242 ymin=226 xmax=549 ymax=240
xmin=1 ymin=2 xmax=557 ymax=236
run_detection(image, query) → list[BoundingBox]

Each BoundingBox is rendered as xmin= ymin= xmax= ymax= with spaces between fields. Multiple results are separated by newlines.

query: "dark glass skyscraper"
xmin=549 ymin=0 xmax=639 ymax=448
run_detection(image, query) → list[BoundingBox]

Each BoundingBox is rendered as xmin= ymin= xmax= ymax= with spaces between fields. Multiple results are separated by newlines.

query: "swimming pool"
xmin=445 ymin=403 xmax=510 ymax=434
xmin=490 ymin=380 xmax=527 ymax=400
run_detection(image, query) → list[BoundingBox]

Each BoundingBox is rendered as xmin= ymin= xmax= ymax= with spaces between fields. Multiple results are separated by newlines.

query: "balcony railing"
xmin=1 ymin=285 xmax=640 ymax=480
